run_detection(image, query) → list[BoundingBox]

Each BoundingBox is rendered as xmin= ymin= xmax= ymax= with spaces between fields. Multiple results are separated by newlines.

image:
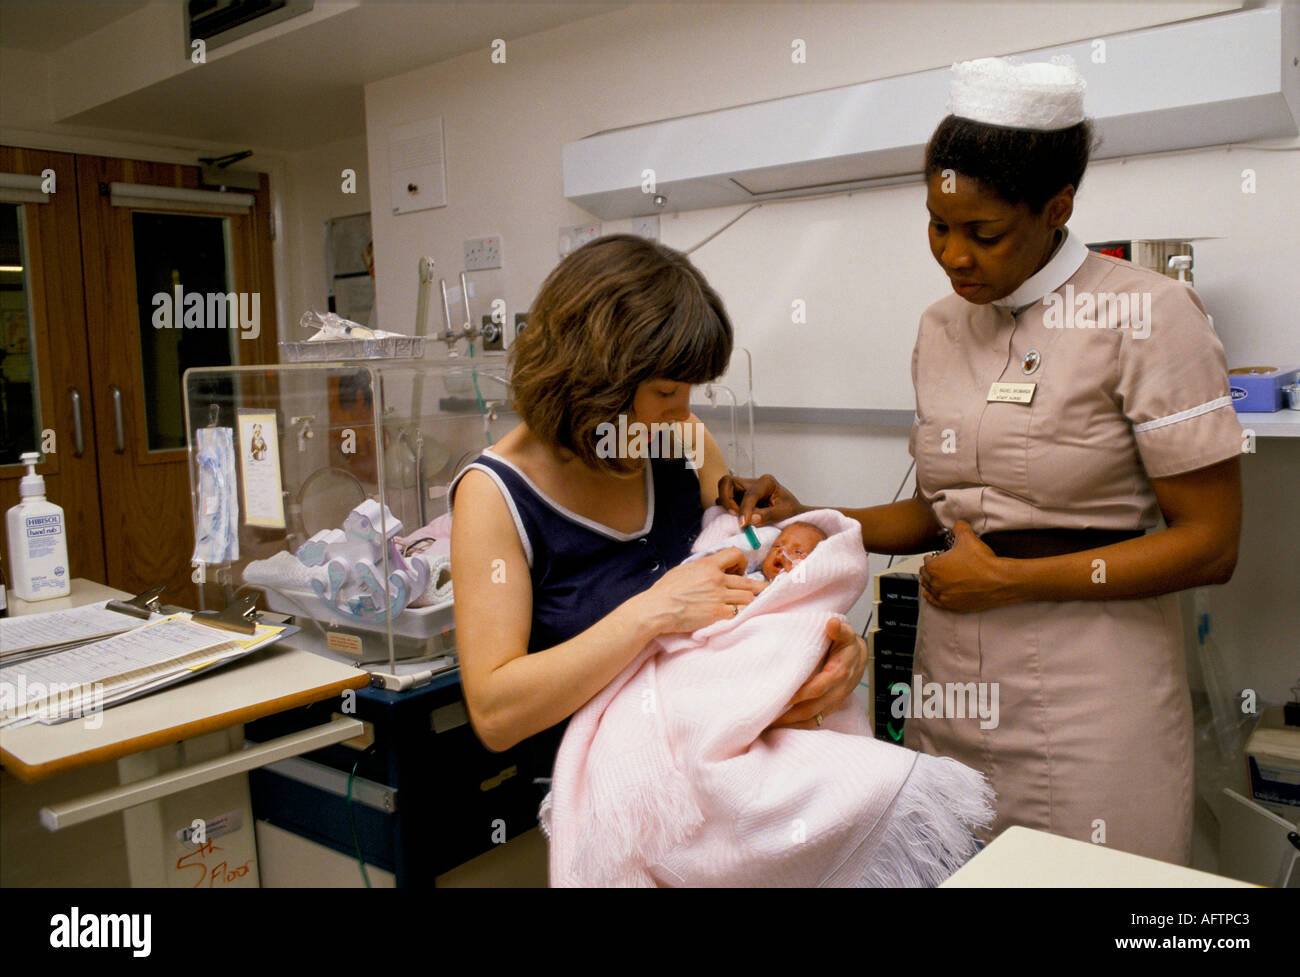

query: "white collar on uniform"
xmin=993 ymin=228 xmax=1089 ymax=312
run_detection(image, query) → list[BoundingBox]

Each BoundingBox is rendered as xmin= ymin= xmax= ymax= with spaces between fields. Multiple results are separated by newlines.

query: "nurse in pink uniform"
xmin=720 ymin=58 xmax=1242 ymax=865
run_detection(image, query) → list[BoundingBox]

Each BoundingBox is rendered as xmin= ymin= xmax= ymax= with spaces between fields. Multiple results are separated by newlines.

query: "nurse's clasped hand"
xmin=631 ymin=546 xmax=766 ymax=633
xmin=919 ymin=520 xmax=1017 ymax=613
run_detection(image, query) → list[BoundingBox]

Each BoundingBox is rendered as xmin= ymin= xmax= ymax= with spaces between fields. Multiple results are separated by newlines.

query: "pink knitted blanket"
xmin=545 ymin=507 xmax=990 ymax=887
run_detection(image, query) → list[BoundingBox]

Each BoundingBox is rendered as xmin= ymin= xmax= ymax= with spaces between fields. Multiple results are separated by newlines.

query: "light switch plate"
xmin=464 ymin=236 xmax=502 ymax=270
xmin=559 ymin=223 xmax=601 ymax=257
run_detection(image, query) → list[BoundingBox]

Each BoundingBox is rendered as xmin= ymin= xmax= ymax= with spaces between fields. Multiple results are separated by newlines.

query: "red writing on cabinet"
xmin=176 ymin=839 xmax=254 ymax=888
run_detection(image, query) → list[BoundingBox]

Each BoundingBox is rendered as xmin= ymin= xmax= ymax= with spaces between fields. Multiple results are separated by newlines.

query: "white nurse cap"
xmin=950 ymin=56 xmax=1087 ymax=130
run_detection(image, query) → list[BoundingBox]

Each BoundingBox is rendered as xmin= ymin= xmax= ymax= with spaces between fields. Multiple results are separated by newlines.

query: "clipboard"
xmin=45 ymin=616 xmax=303 ymax=725
xmin=0 ymin=590 xmax=301 ymax=728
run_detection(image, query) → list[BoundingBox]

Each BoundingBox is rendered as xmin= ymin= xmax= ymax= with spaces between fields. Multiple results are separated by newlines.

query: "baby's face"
xmin=762 ymin=523 xmax=826 ymax=580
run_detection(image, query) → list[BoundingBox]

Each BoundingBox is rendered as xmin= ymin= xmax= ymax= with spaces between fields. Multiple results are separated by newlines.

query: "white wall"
xmin=364 ymin=1 xmax=1241 ymax=349
xmin=361 ymin=0 xmax=1289 ymax=410
xmin=362 ymin=0 xmax=1297 ymax=706
xmin=280 ymin=134 xmax=372 ymax=335
xmin=661 ymin=141 xmax=1300 ymax=410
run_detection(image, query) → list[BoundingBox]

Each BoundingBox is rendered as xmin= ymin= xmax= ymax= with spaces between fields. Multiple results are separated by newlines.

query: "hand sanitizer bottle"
xmin=6 ymin=452 xmax=71 ymax=601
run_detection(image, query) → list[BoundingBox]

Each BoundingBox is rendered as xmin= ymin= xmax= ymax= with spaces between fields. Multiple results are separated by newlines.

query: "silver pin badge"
xmin=1021 ymin=349 xmax=1041 ymax=375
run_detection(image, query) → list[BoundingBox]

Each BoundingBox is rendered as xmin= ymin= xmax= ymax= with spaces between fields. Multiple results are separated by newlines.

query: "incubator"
xmin=184 ymin=357 xmax=514 ymax=673
xmin=183 ymin=352 xmax=753 ymax=679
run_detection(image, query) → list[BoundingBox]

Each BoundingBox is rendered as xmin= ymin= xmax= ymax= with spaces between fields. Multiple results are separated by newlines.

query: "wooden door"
xmin=75 ymin=155 xmax=279 ymax=606
xmin=0 ymin=147 xmax=106 ymax=585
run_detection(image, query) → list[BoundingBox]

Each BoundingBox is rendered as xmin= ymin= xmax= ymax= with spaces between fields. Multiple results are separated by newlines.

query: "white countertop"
xmin=941 ymin=826 xmax=1254 ymax=887
xmin=1 ymin=580 xmax=369 ymax=781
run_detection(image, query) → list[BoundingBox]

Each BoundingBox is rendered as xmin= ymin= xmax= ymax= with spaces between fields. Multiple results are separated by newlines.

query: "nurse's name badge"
xmin=987 ymin=381 xmax=1037 ymax=404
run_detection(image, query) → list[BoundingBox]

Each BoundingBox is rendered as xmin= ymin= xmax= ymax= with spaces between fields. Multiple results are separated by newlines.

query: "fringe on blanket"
xmin=547 ymin=757 xmax=993 ymax=888
xmin=567 ymin=770 xmax=707 ymax=888
xmin=537 ymin=792 xmax=552 ymax=841
xmin=851 ymin=755 xmax=996 ymax=888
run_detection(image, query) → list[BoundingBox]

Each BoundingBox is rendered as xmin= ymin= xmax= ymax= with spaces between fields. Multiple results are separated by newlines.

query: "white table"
xmin=1 ymin=581 xmax=369 ymax=887
xmin=941 ymin=826 xmax=1254 ymax=887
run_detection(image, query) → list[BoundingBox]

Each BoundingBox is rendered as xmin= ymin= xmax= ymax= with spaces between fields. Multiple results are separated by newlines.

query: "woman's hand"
xmin=919 ymin=520 xmax=1015 ymax=613
xmin=770 ymin=617 xmax=868 ymax=729
xmin=716 ymin=473 xmax=805 ymax=528
xmin=634 ymin=548 xmax=767 ymax=636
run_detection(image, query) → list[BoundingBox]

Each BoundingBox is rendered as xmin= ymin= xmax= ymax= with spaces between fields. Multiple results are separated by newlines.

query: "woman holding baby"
xmin=450 ymin=234 xmax=868 ymax=810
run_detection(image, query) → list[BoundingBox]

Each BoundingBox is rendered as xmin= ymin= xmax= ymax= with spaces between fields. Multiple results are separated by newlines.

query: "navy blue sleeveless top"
xmin=450 ymin=448 xmax=704 ymax=789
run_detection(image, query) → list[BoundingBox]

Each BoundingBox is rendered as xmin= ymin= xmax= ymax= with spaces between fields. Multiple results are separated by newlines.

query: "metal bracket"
xmin=191 ymin=593 xmax=259 ymax=635
xmin=105 ymin=585 xmax=166 ymax=620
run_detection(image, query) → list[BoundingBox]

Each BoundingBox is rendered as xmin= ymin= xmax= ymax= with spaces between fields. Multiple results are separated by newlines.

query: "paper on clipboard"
xmin=0 ymin=614 xmax=295 ymax=729
xmin=0 ymin=601 xmax=163 ymax=659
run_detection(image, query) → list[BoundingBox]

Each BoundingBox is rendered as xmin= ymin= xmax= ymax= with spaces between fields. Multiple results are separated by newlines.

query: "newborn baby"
xmin=685 ymin=520 xmax=827 ymax=581
xmin=760 ymin=521 xmax=826 ymax=580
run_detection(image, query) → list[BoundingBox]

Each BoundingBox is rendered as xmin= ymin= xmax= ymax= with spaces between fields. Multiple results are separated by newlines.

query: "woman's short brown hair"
xmin=509 ymin=233 xmax=733 ymax=473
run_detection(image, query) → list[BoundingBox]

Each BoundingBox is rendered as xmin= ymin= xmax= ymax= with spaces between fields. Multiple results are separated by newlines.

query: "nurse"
xmin=721 ymin=57 xmax=1242 ymax=864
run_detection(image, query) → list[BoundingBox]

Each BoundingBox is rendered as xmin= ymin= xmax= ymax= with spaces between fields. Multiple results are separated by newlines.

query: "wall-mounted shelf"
xmin=564 ymin=5 xmax=1299 ymax=219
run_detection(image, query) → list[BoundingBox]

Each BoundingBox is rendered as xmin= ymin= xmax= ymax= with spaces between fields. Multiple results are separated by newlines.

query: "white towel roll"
xmin=409 ymin=554 xmax=453 ymax=607
xmin=244 ymin=550 xmax=317 ymax=590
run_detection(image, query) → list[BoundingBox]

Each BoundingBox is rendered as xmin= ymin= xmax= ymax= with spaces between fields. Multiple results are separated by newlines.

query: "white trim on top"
xmin=993 ymin=229 xmax=1089 ymax=313
xmin=450 ymin=462 xmax=535 ymax=568
xmin=480 ymin=448 xmax=655 ymax=542
xmin=1132 ymin=396 xmax=1234 ymax=434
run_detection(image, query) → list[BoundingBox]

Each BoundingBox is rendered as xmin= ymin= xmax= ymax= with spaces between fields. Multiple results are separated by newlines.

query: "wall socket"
xmin=464 ymin=236 xmax=502 ymax=271
xmin=559 ymin=223 xmax=601 ymax=257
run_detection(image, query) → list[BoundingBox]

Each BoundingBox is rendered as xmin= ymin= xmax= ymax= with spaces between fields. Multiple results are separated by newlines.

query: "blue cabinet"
xmin=245 ymin=670 xmax=540 ymax=886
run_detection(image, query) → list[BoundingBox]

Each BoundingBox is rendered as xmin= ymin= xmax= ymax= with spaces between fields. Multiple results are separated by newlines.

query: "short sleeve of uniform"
xmin=1115 ymin=282 xmax=1242 ymax=479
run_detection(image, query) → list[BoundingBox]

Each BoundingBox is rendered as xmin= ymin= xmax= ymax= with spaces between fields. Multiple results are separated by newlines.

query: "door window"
xmin=132 ymin=211 xmax=237 ymax=451
xmin=0 ymin=204 xmax=40 ymax=463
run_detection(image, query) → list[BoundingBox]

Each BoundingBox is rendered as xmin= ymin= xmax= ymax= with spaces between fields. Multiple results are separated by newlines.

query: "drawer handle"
xmin=110 ymin=384 xmax=125 ymax=453
xmin=39 ymin=717 xmax=365 ymax=830
xmin=69 ymin=387 xmax=84 ymax=457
